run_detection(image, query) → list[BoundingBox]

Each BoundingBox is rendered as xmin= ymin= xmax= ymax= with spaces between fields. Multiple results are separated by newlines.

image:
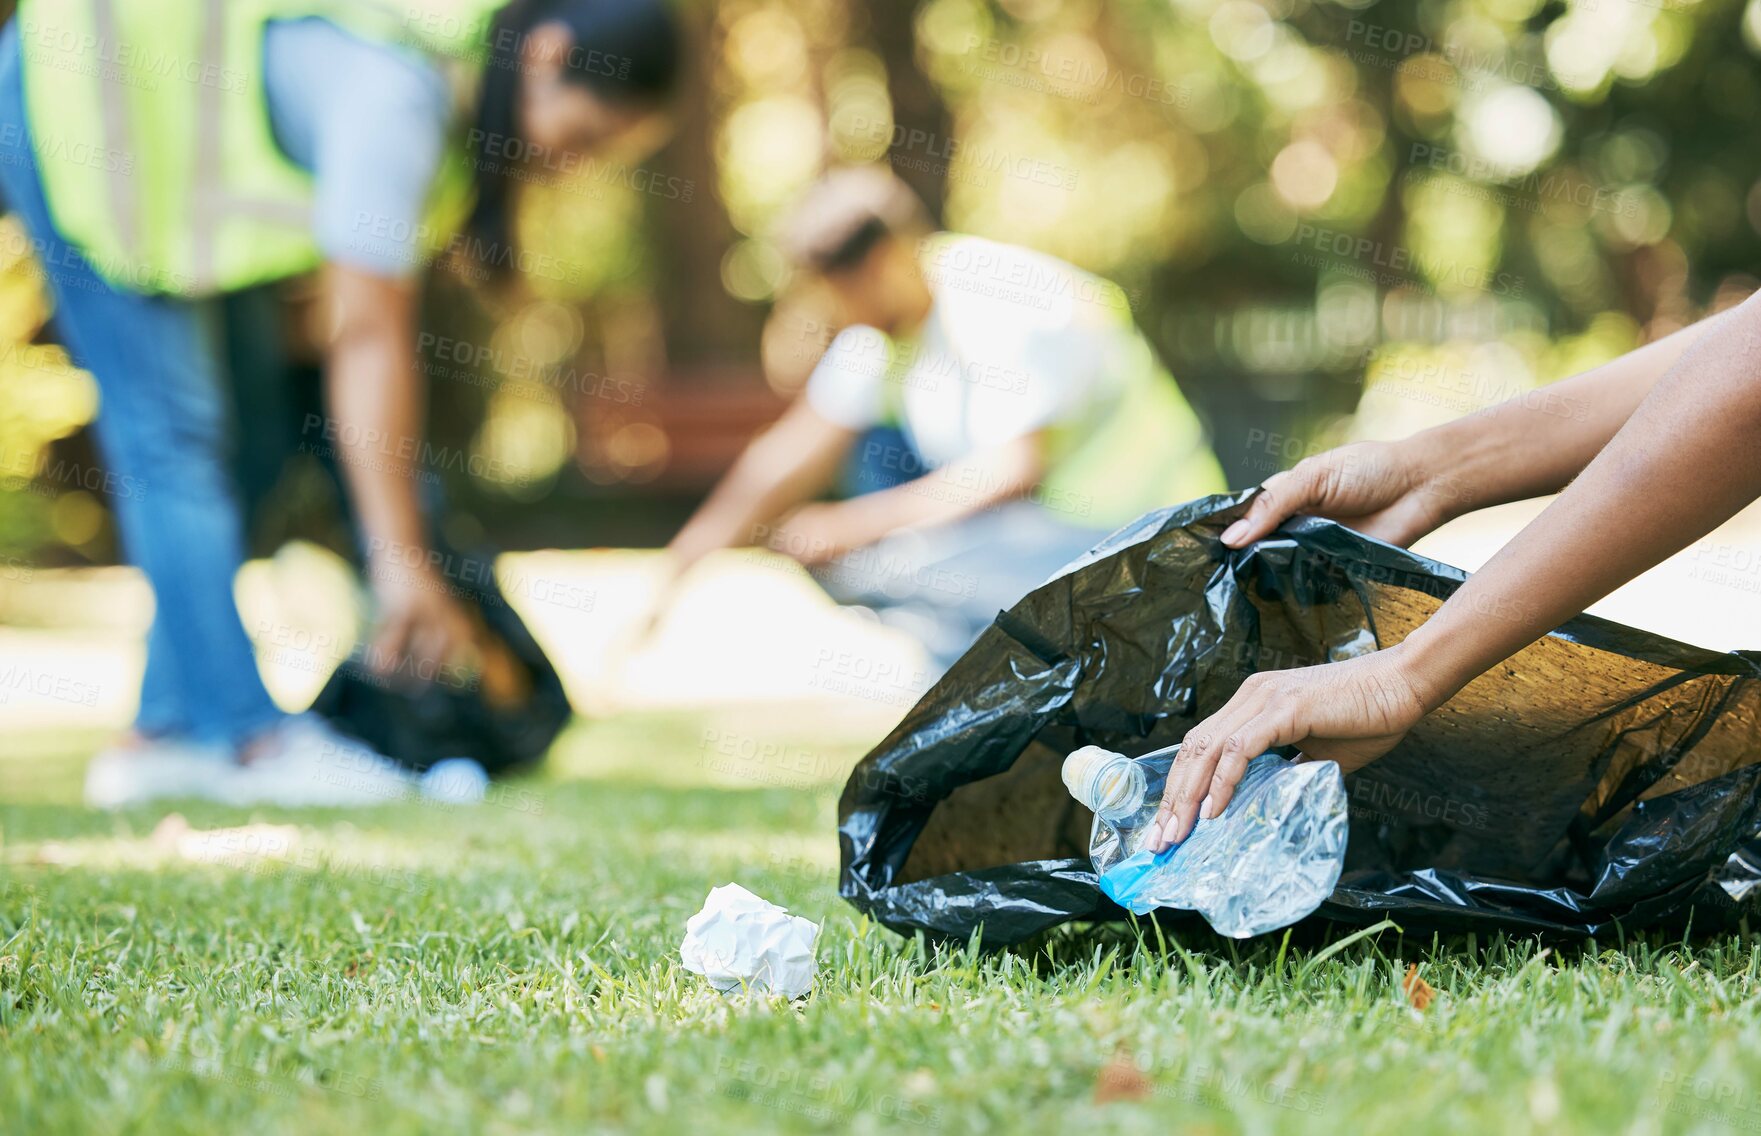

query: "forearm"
xmin=668 ymin=407 xmax=851 ymax=567
xmin=671 ymin=456 xmax=826 ymax=562
xmin=1402 ymin=313 xmax=1729 ymax=521
xmin=1396 ymin=296 xmax=1761 ymax=709
xmin=325 ymin=331 xmax=429 ymax=566
xmin=834 ymin=435 xmax=1045 ymax=539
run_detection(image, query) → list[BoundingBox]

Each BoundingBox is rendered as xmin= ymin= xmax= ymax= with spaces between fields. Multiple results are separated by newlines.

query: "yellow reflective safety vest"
xmin=877 ymin=234 xmax=1226 ymax=530
xmin=1037 ymin=318 xmax=1226 ymax=529
xmin=16 ymin=0 xmax=501 ymax=296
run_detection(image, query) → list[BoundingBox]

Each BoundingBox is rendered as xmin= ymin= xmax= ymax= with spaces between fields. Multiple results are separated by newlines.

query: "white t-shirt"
xmin=804 ymin=234 xmax=1138 ymax=468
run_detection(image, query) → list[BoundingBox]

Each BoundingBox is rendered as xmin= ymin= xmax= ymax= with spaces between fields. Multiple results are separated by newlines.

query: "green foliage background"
xmin=5 ymin=0 xmax=1760 ymax=559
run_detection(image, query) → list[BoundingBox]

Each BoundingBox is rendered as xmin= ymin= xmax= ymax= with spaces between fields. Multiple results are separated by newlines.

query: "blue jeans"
xmin=0 ymin=21 xmax=283 ymax=747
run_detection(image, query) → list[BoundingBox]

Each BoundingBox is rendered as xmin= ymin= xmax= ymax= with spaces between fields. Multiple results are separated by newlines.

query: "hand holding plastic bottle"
xmin=1141 ymin=439 xmax=1482 ymax=852
xmin=1146 ymin=650 xmax=1428 ymax=852
xmin=1064 ymin=745 xmax=1347 ymax=937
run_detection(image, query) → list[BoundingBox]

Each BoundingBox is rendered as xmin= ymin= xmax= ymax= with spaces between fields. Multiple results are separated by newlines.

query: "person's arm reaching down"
xmin=673 ymin=410 xmax=1043 ymax=570
xmin=322 ymin=264 xmax=477 ymax=677
xmin=664 ymin=399 xmax=858 ymax=576
xmin=768 ymin=432 xmax=1046 ymax=565
xmin=1146 ymin=292 xmax=1761 ymax=850
xmin=1219 ymin=310 xmax=1735 ymax=551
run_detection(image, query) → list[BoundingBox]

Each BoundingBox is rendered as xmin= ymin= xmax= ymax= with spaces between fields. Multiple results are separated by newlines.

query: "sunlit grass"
xmin=3 ymin=712 xmax=1761 ymax=1134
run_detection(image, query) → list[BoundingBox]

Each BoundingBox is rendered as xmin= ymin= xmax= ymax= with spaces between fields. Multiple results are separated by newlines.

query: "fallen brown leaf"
xmin=1402 ymin=963 xmax=1436 ymax=1011
xmin=1093 ymin=1056 xmax=1151 ymax=1104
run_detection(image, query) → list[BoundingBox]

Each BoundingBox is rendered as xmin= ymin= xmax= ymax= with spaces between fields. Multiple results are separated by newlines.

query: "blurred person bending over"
xmin=663 ymin=168 xmax=1226 ymax=670
xmin=0 ymin=0 xmax=679 ymax=806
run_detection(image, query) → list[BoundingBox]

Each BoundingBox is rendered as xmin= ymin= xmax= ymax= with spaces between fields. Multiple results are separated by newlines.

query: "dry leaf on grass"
xmin=1402 ymin=963 xmax=1436 ymax=1011
xmin=1093 ymin=1056 xmax=1151 ymax=1104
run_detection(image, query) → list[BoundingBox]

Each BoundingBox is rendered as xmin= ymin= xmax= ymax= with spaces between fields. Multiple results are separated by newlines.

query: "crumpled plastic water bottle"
xmin=1062 ymin=743 xmax=1347 ymax=938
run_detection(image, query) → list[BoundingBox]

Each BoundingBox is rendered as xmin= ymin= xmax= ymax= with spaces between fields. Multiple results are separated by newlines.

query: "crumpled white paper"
xmin=679 ymin=883 xmax=820 ymax=998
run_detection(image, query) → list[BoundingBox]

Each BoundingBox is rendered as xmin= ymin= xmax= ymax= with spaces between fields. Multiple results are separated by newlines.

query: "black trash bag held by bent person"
xmin=309 ymin=539 xmax=573 ymax=777
xmin=837 ymin=491 xmax=1761 ymax=945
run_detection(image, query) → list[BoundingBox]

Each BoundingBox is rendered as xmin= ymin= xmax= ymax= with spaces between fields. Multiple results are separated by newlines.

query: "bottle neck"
xmin=1063 ymin=747 xmax=1145 ymax=820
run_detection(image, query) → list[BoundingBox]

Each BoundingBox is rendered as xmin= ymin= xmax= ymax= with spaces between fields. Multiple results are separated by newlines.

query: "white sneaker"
xmin=418 ymin=758 xmax=488 ymax=805
xmin=226 ymin=716 xmax=416 ymax=807
xmin=85 ymin=736 xmax=238 ymax=810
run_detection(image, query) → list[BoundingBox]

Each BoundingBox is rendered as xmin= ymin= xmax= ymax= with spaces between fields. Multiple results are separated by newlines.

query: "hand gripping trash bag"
xmin=836 ymin=492 xmax=1761 ymax=945
xmin=309 ymin=539 xmax=572 ymax=777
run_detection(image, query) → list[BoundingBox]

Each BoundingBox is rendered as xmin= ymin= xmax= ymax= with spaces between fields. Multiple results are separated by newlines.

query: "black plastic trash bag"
xmin=837 ymin=492 xmax=1761 ymax=944
xmin=309 ymin=540 xmax=573 ymax=777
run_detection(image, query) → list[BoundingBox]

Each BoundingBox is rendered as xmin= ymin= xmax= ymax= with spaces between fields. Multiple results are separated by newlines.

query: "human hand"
xmin=623 ymin=548 xmax=693 ymax=654
xmin=1145 ymin=647 xmax=1430 ymax=851
xmin=1221 ymin=440 xmax=1467 ymax=551
xmin=367 ymin=565 xmax=480 ymax=683
xmin=765 ymin=503 xmax=857 ymax=566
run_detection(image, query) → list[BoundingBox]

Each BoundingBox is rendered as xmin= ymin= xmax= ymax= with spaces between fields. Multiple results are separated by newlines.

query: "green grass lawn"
xmin=4 ymin=710 xmax=1761 ymax=1135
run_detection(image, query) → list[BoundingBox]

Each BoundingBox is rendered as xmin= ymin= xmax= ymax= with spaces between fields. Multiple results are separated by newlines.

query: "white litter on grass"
xmin=680 ymin=883 xmax=820 ymax=998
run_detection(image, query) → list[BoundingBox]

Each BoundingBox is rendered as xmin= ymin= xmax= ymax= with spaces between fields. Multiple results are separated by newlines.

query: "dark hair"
xmin=812 ymin=215 xmax=891 ymax=274
xmin=777 ymin=167 xmax=929 ymax=275
xmin=464 ymin=0 xmax=681 ymax=276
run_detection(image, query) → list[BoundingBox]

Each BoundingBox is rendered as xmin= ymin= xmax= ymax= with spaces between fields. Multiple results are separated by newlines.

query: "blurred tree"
xmin=9 ymin=0 xmax=1761 ymax=559
xmin=871 ymin=1 xmax=951 ymax=222
xmin=650 ymin=5 xmax=763 ymax=370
